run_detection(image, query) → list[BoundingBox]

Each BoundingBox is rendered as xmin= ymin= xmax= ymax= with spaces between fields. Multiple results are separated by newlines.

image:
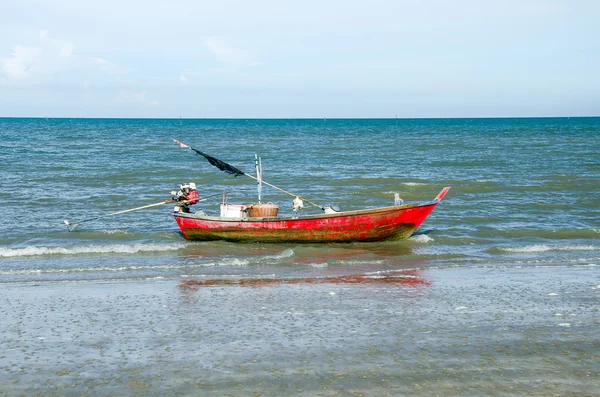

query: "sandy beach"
xmin=2 ymin=265 xmax=599 ymax=396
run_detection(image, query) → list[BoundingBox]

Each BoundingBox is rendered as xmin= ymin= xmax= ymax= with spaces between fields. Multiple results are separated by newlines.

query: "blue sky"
xmin=1 ymin=0 xmax=598 ymax=117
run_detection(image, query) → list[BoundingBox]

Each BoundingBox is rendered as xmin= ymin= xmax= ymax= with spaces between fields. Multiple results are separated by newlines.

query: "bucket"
xmin=248 ymin=203 xmax=279 ymax=218
xmin=220 ymin=204 xmax=247 ymax=218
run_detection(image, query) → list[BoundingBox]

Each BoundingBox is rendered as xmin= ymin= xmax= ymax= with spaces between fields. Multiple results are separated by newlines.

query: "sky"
xmin=0 ymin=0 xmax=599 ymax=118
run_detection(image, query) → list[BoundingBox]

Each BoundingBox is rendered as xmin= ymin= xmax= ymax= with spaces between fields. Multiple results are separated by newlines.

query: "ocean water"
xmin=0 ymin=117 xmax=598 ymax=283
xmin=1 ymin=117 xmax=599 ymax=395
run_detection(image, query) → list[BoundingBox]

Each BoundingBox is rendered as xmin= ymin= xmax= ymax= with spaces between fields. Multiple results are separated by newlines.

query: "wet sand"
xmin=1 ymin=266 xmax=599 ymax=396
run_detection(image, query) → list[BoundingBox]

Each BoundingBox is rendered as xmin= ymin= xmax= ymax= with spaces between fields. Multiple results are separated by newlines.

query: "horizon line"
xmin=0 ymin=115 xmax=598 ymax=120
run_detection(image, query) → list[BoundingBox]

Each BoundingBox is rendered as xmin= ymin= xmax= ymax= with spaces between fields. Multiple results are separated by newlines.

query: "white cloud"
xmin=0 ymin=30 xmax=128 ymax=83
xmin=179 ymin=73 xmax=188 ymax=83
xmin=92 ymin=57 xmax=128 ymax=73
xmin=40 ymin=31 xmax=74 ymax=57
xmin=0 ymin=45 xmax=42 ymax=80
xmin=203 ymin=37 xmax=260 ymax=68
xmin=114 ymin=89 xmax=159 ymax=107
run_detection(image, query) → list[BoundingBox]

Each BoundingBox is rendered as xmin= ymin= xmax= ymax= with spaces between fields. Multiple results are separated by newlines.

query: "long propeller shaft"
xmin=64 ymin=199 xmax=178 ymax=231
xmin=64 ymin=191 xmax=225 ymax=232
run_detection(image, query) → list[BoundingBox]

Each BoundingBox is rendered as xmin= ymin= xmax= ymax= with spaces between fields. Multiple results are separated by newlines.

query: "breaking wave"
xmin=474 ymin=228 xmax=600 ymax=240
xmin=0 ymin=243 xmax=187 ymax=258
xmin=409 ymin=234 xmax=434 ymax=243
xmin=263 ymin=248 xmax=295 ymax=261
xmin=0 ymin=260 xmax=258 ymax=276
xmin=490 ymin=244 xmax=599 ymax=254
xmin=218 ymin=258 xmax=251 ymax=266
xmin=0 ymin=249 xmax=297 ymax=276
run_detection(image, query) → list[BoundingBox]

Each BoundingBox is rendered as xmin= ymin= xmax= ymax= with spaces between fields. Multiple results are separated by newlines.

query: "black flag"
xmin=174 ymin=139 xmax=244 ymax=177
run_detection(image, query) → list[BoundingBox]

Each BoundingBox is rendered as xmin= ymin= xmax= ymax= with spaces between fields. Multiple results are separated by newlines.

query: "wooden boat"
xmin=173 ymin=187 xmax=450 ymax=243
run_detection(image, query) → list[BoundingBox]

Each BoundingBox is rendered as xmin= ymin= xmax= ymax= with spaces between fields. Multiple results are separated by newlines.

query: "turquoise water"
xmin=0 ymin=117 xmax=598 ymax=283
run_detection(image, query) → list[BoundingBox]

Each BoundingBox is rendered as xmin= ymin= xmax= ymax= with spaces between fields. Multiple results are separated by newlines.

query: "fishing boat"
xmin=166 ymin=140 xmax=451 ymax=243
xmin=173 ymin=187 xmax=450 ymax=243
xmin=62 ymin=141 xmax=450 ymax=238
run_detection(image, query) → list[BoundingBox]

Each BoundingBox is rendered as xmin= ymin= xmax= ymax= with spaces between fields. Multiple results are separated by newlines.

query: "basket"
xmin=247 ymin=203 xmax=279 ymax=218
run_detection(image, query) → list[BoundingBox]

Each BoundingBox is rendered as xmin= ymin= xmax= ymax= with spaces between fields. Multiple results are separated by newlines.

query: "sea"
xmin=1 ymin=117 xmax=599 ymax=395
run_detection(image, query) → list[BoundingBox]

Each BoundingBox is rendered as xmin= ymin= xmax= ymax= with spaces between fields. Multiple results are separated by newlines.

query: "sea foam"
xmin=498 ymin=244 xmax=599 ymax=253
xmin=263 ymin=248 xmax=295 ymax=261
xmin=0 ymin=243 xmax=186 ymax=258
xmin=410 ymin=234 xmax=434 ymax=243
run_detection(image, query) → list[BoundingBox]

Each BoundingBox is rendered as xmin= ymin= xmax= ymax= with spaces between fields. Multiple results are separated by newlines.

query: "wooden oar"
xmin=173 ymin=139 xmax=325 ymax=210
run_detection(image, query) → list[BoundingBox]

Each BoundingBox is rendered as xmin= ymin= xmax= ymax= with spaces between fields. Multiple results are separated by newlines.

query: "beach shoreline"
xmin=2 ymin=266 xmax=599 ymax=396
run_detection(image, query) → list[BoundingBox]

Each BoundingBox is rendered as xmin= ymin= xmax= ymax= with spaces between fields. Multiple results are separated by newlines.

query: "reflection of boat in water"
xmin=179 ymin=270 xmax=430 ymax=290
xmin=174 ymin=187 xmax=450 ymax=243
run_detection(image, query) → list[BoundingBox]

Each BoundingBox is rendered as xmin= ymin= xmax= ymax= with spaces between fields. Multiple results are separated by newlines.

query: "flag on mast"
xmin=173 ymin=139 xmax=244 ymax=177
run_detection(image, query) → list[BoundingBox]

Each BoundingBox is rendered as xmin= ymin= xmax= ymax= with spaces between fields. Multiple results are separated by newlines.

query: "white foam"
xmin=365 ymin=267 xmax=420 ymax=275
xmin=410 ymin=234 xmax=434 ymax=243
xmin=218 ymin=258 xmax=250 ymax=266
xmin=263 ymin=248 xmax=295 ymax=261
xmin=327 ymin=259 xmax=387 ymax=267
xmin=0 ymin=262 xmax=214 ymax=275
xmin=0 ymin=243 xmax=186 ymax=258
xmin=499 ymin=244 xmax=599 ymax=253
xmin=100 ymin=229 xmax=133 ymax=235
xmin=512 ymin=257 xmax=600 ymax=265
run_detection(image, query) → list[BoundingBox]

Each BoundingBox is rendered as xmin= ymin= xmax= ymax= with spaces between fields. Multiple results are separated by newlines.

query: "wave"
xmin=0 ymin=264 xmax=183 ymax=275
xmin=382 ymin=182 xmax=427 ymax=191
xmin=328 ymin=259 xmax=388 ymax=266
xmin=474 ymin=228 xmax=599 ymax=240
xmin=365 ymin=267 xmax=424 ymax=275
xmin=211 ymin=249 xmax=294 ymax=267
xmin=0 ymin=243 xmax=186 ymax=258
xmin=0 ymin=260 xmax=251 ymax=275
xmin=219 ymin=258 xmax=250 ymax=266
xmin=99 ymin=229 xmax=135 ymax=235
xmin=409 ymin=234 xmax=434 ymax=243
xmin=208 ymin=249 xmax=294 ymax=267
xmin=489 ymin=244 xmax=599 ymax=254
xmin=262 ymin=248 xmax=295 ymax=261
xmin=512 ymin=257 xmax=599 ymax=265
xmin=0 ymin=248 xmax=297 ymax=275
xmin=0 ymin=276 xmax=171 ymax=286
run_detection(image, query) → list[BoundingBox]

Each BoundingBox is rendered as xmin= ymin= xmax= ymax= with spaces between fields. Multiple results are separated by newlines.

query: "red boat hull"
xmin=174 ymin=187 xmax=450 ymax=243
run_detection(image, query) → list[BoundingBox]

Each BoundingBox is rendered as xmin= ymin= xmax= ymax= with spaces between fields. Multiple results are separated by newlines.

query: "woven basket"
xmin=248 ymin=203 xmax=279 ymax=218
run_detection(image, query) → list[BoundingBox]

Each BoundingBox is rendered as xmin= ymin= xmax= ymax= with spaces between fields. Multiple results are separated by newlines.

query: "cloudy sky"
xmin=1 ymin=0 xmax=598 ymax=117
